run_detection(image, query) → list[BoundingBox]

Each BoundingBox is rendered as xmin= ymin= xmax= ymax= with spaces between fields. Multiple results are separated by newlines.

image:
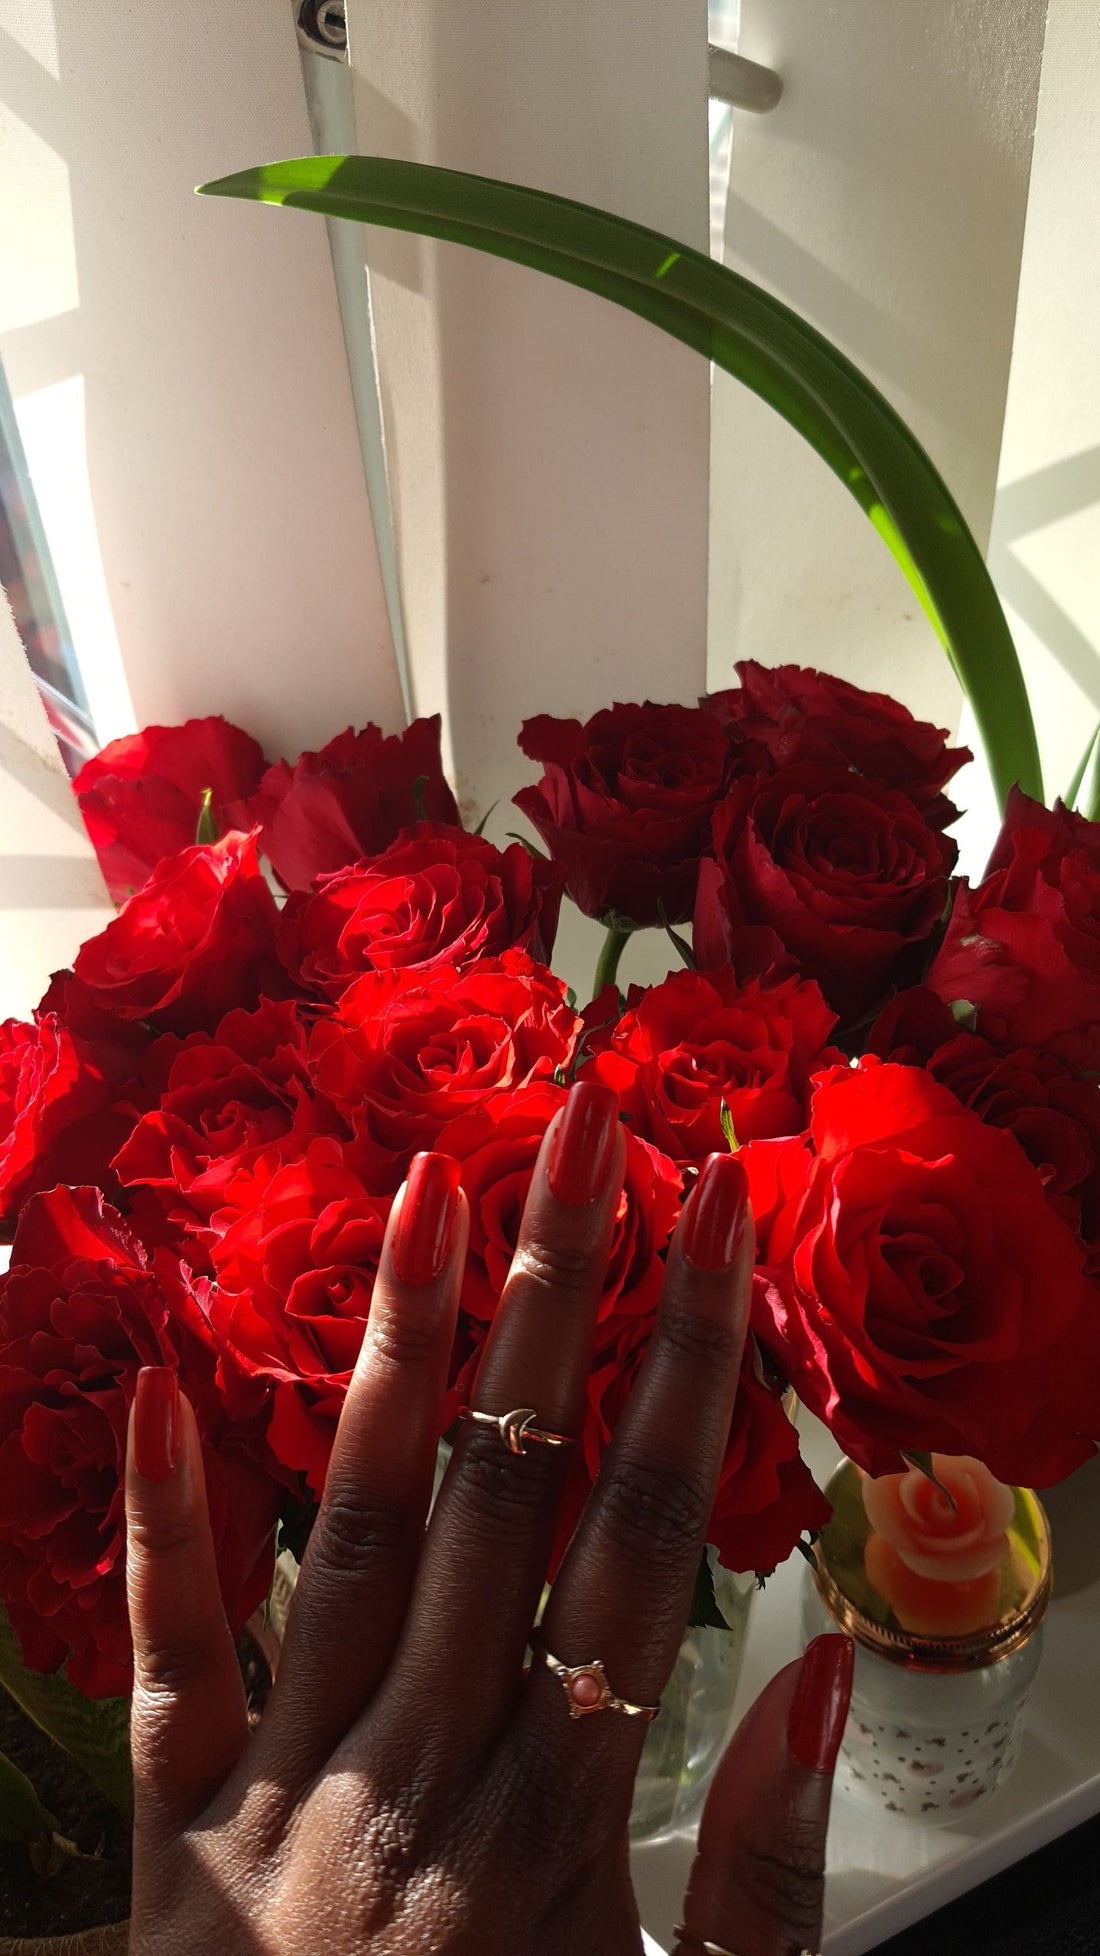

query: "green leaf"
xmin=687 ymin=1546 xmax=732 ymax=1631
xmin=719 ymin=1099 xmax=739 ymax=1153
xmin=0 ymin=1604 xmax=132 ymax=1817
xmin=474 ymin=799 xmax=499 ymax=836
xmin=198 ymin=156 xmax=1042 ymax=813
xmin=1066 ymin=718 xmax=1100 ymax=820
xmin=0 ymin=1748 xmax=59 ymax=1844
xmin=195 ymin=786 xmax=219 ymax=845
xmin=411 ymin=773 xmax=428 ymax=821
xmin=504 ymin=831 xmax=549 ymax=860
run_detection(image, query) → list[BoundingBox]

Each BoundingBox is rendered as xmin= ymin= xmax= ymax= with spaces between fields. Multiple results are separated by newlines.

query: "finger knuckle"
xmin=596 ymin=1453 xmax=709 ymax=1568
xmin=456 ymin=1430 xmax=559 ymax=1536
xmin=314 ymin=1489 xmax=418 ymax=1581
xmin=512 ymin=1234 xmax=596 ymax=1301
xmin=126 ymin=1507 xmax=194 ymax=1565
xmin=657 ymin=1308 xmax=743 ymax=1372
xmin=366 ymin=1302 xmax=441 ymax=1369
xmin=736 ymin=1831 xmax=826 ymax=1942
xmin=133 ymin=1634 xmax=211 ymax=1704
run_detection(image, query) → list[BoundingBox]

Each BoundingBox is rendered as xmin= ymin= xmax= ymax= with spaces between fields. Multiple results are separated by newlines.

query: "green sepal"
xmin=195 ymin=787 xmax=219 ymax=845
xmin=687 ymin=1546 xmax=733 ymax=1631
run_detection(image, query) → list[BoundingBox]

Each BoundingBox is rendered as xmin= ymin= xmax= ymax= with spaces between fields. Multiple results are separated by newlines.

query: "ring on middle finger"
xmin=458 ymin=1404 xmax=574 ymax=1458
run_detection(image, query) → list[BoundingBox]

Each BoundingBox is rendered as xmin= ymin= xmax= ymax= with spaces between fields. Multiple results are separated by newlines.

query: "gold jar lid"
xmin=812 ymin=1459 xmax=1053 ymax=1672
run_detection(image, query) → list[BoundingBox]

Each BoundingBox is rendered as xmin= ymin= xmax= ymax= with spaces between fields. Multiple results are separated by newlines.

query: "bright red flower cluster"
xmin=1 ymin=669 xmax=1097 ymax=1699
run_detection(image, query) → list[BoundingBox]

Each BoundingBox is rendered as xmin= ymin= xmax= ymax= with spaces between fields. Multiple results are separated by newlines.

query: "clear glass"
xmin=629 ymin=1565 xmax=756 ymax=1843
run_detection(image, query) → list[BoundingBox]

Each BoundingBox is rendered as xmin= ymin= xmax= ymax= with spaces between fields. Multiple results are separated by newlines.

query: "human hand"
xmin=124 ymin=1079 xmax=848 ymax=1954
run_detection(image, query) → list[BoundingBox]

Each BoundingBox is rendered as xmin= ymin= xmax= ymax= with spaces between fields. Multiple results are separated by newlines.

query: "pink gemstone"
xmin=568 ymin=1669 xmax=604 ymax=1709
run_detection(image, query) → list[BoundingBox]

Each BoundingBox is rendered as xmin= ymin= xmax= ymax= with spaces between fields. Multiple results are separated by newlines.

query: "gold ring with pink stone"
xmin=535 ymin=1642 xmax=660 ymax=1722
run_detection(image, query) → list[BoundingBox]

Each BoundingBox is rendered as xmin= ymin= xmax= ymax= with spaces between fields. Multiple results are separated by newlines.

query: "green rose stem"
xmin=593 ymin=924 xmax=632 ymax=1002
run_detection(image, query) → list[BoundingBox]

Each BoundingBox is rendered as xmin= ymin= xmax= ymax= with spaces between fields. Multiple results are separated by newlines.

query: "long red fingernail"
xmin=681 ymin=1152 xmax=750 ymax=1270
xmin=547 ymin=1080 xmax=619 ymax=1206
xmin=133 ymin=1367 xmax=180 ymax=1482
xmin=788 ymin=1634 xmax=854 ymax=1774
xmin=392 ymin=1152 xmax=461 ymax=1286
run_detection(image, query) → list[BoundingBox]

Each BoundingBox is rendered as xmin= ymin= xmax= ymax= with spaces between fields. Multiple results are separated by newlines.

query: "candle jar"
xmin=802 ymin=1459 xmax=1052 ymax=1824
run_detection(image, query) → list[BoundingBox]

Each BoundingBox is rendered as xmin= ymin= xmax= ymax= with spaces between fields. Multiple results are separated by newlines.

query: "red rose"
xmin=0 ymin=1187 xmax=278 ymax=1697
xmin=73 ymin=831 xmax=282 ymax=1034
xmin=561 ymin=1319 xmax=829 ymax=1577
xmin=748 ymin=1060 xmax=1100 ymax=1487
xmin=581 ymin=966 xmax=838 ymax=1165
xmin=0 ymin=1000 xmax=150 ymax=1232
xmin=309 ymin=955 xmax=579 ymax=1193
xmin=706 ymin=1361 xmax=832 ymax=1575
xmin=207 ymin=1139 xmax=392 ymax=1494
xmin=514 ymin=702 xmax=737 ymax=925
xmin=927 ymin=789 xmax=1100 ymax=1049
xmin=869 ymin=988 xmax=1100 ymax=1275
xmin=113 ymin=997 xmax=337 ymax=1247
xmin=703 ymin=661 xmax=971 ymax=828
xmin=278 ymin=823 xmax=562 ymax=1001
xmin=73 ymin=716 xmax=268 ymax=904
xmin=438 ymin=1084 xmax=681 ymax=1343
xmin=695 ymin=767 xmax=955 ymax=1026
xmin=244 ymin=717 xmax=460 ymax=891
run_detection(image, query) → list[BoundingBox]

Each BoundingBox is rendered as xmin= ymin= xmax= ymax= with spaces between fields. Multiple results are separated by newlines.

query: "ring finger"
xmin=519 ymin=1150 xmax=753 ymax=1792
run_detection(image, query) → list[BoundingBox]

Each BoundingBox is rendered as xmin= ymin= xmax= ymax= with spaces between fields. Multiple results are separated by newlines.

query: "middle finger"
xmin=380 ymin=1080 xmax=625 ymax=1753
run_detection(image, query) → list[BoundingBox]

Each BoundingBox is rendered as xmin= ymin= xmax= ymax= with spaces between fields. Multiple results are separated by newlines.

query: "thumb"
xmin=674 ymin=1633 xmax=853 ymax=1956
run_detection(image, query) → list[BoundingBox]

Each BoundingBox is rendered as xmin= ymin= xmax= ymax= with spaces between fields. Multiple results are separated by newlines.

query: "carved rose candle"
xmin=802 ymin=1457 xmax=1051 ymax=1823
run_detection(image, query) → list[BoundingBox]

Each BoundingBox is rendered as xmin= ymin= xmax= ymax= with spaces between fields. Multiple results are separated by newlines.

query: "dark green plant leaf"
xmin=719 ymin=1099 xmax=739 ymax=1153
xmin=656 ymin=899 xmax=696 ymax=970
xmin=504 ymin=831 xmax=548 ymax=860
xmin=687 ymin=1547 xmax=732 ymax=1631
xmin=199 ymin=156 xmax=1042 ymax=812
xmin=0 ymin=1748 xmax=58 ymax=1844
xmin=474 ymin=800 xmax=499 ymax=836
xmin=0 ymin=1604 xmax=132 ymax=1817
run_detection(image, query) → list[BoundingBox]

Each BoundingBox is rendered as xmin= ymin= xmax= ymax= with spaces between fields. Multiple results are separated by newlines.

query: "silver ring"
xmin=675 ymin=1935 xmax=819 ymax=1956
xmin=458 ymin=1404 xmax=572 ymax=1457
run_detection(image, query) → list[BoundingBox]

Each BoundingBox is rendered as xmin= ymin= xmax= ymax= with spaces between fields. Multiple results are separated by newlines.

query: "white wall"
xmin=988 ymin=0 xmax=1100 ymax=809
xmin=0 ymin=0 xmax=400 ymax=761
xmin=709 ymin=0 xmax=1049 ymax=800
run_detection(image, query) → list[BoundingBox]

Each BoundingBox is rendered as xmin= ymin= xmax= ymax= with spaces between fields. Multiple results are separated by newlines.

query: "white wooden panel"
xmin=347 ymin=0 xmax=711 ymax=813
xmin=989 ymin=0 xmax=1100 ymax=809
xmin=709 ymin=0 xmax=1048 ymax=774
xmin=0 ymin=0 xmax=400 ymax=759
xmin=0 ymin=591 xmax=111 ymax=1021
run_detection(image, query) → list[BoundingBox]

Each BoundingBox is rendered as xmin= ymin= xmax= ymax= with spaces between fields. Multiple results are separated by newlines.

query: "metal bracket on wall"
xmin=708 ymin=44 xmax=783 ymax=113
xmin=296 ymin=0 xmax=348 ymax=61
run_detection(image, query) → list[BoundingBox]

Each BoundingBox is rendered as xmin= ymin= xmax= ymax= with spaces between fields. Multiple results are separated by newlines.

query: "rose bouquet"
xmin=2 ymin=156 xmax=1099 ymax=1941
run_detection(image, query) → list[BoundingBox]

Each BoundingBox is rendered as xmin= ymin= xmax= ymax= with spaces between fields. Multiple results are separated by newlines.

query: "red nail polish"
xmin=681 ymin=1152 xmax=750 ymax=1270
xmin=392 ymin=1152 xmax=461 ymax=1286
xmin=547 ymin=1081 xmax=619 ymax=1206
xmin=787 ymin=1634 xmax=854 ymax=1774
xmin=133 ymin=1367 xmax=180 ymax=1482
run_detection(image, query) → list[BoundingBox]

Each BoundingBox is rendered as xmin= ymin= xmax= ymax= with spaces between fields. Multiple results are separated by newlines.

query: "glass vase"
xmin=628 ymin=1564 xmax=756 ymax=1843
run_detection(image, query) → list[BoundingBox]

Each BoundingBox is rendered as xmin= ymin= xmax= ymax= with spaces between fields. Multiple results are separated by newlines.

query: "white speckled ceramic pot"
xmin=801 ymin=1460 xmax=1051 ymax=1825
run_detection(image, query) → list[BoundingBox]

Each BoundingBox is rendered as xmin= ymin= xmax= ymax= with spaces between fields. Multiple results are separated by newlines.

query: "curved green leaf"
xmin=200 ymin=156 xmax=1042 ymax=810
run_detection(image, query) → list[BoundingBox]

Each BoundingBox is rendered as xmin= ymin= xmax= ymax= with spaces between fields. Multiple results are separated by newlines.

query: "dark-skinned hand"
xmin=124 ymin=1079 xmax=851 ymax=1955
